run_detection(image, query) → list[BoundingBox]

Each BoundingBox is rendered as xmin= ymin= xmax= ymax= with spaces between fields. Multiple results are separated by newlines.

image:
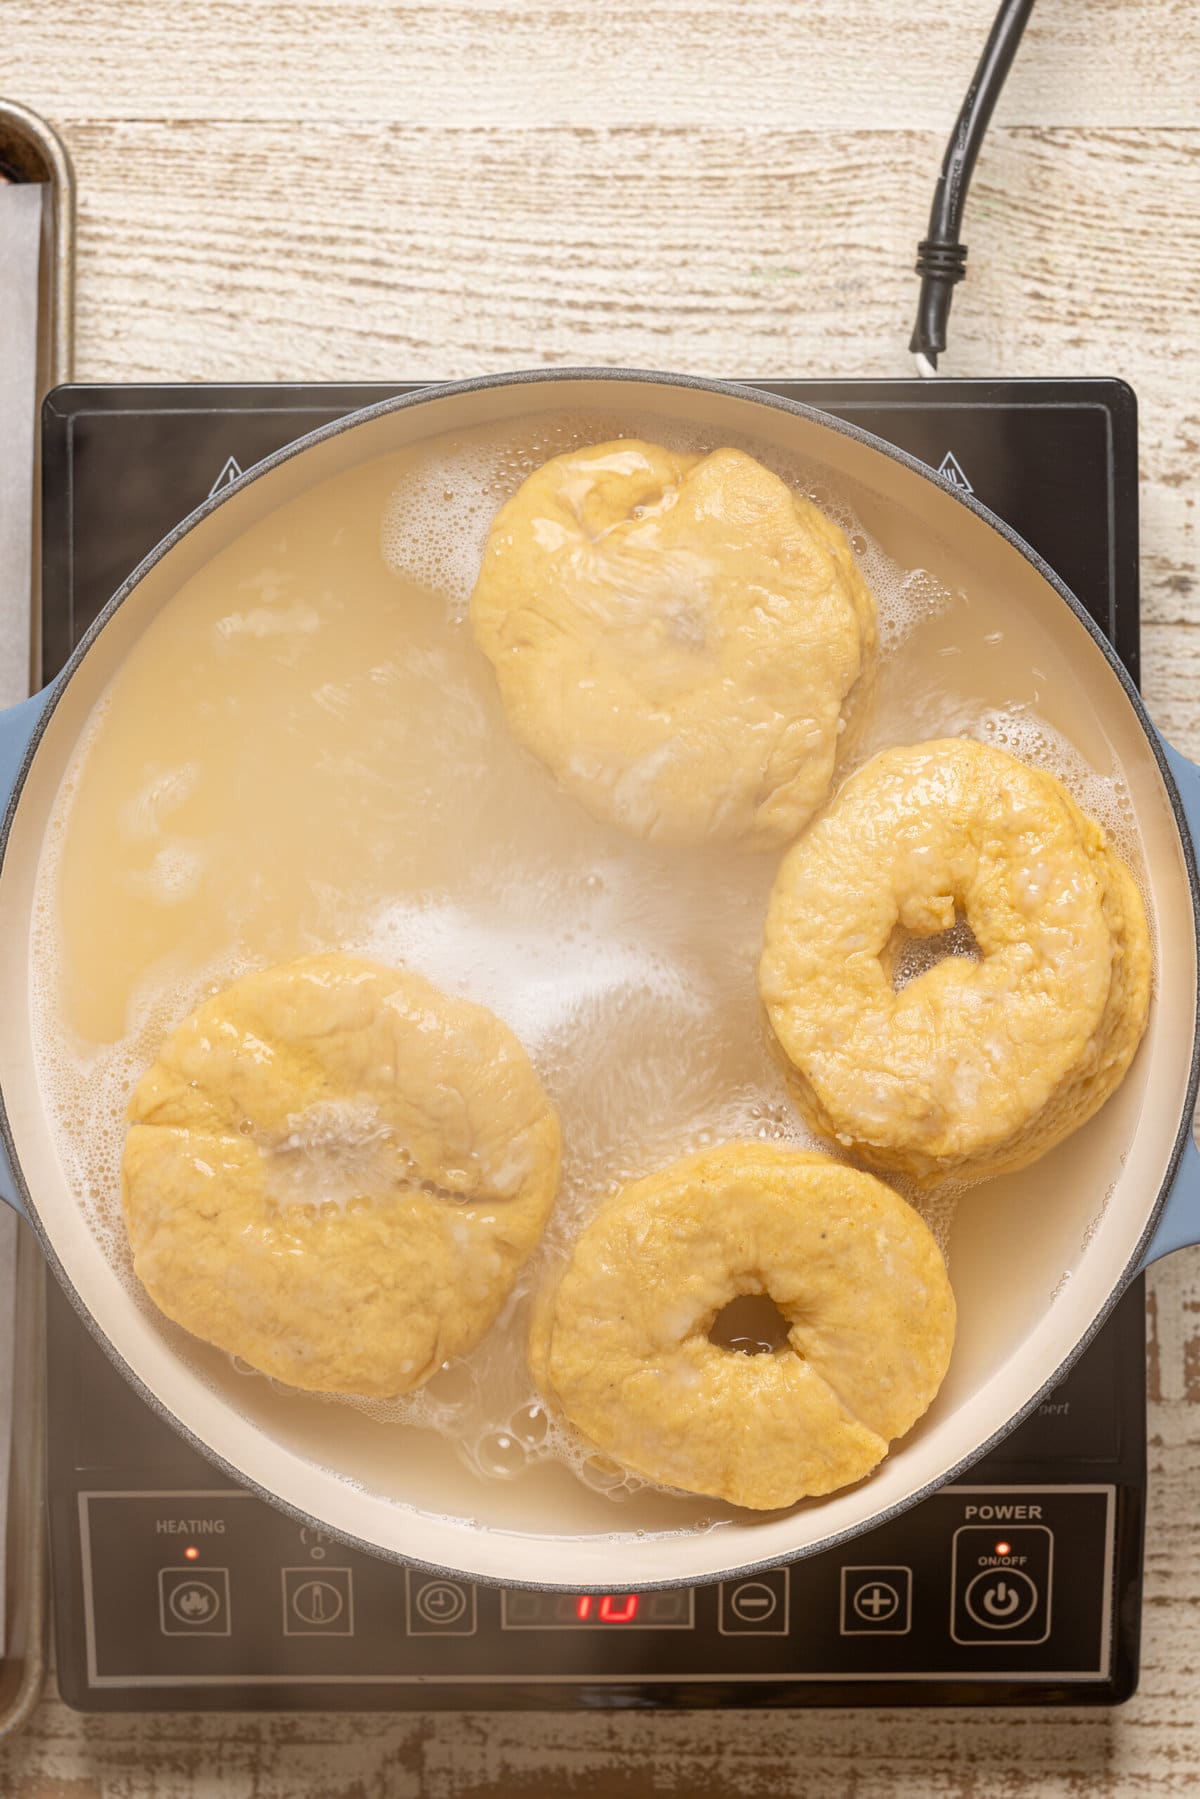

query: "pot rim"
xmin=2 ymin=364 xmax=1197 ymax=1589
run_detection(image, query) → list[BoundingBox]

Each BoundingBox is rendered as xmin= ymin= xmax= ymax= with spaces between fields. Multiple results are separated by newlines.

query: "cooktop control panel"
xmin=73 ymin=1484 xmax=1115 ymax=1704
xmin=51 ymin=1257 xmax=1144 ymax=1709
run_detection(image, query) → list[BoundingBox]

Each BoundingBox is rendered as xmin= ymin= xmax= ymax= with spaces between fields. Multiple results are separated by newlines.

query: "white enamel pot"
xmin=2 ymin=371 xmax=1198 ymax=1590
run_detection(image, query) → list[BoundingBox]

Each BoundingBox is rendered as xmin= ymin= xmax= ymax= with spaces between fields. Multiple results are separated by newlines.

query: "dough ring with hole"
xmin=759 ymin=738 xmax=1152 ymax=1188
xmin=470 ymin=440 xmax=875 ymax=846
xmin=121 ymin=953 xmax=561 ymax=1396
xmin=529 ymin=1143 xmax=955 ymax=1510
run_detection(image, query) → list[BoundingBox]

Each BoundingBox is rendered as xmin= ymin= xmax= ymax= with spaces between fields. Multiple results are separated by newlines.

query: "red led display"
xmin=502 ymin=1588 xmax=692 ymax=1630
xmin=574 ymin=1594 xmax=640 ymax=1623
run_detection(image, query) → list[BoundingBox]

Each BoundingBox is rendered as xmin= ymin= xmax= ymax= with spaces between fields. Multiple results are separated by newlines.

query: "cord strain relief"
xmin=915 ymin=239 xmax=969 ymax=283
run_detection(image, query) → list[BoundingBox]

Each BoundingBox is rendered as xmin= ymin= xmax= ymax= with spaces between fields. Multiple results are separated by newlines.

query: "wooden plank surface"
xmin=4 ymin=0 xmax=1199 ymax=127
xmin=2 ymin=0 xmax=1200 ymax=1791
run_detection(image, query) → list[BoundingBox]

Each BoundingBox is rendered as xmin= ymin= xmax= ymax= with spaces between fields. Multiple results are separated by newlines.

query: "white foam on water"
xmin=380 ymin=445 xmax=501 ymax=620
xmin=972 ymin=704 xmax=1147 ymax=879
xmin=353 ymin=895 xmax=704 ymax=1061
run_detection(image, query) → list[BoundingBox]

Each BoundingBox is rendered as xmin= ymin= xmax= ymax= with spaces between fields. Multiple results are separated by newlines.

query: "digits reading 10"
xmin=575 ymin=1594 xmax=638 ymax=1622
xmin=501 ymin=1589 xmax=694 ymax=1630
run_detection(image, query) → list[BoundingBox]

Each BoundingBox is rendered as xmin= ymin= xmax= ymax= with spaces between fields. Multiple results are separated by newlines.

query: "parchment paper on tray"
xmin=0 ymin=179 xmax=42 ymax=708
xmin=0 ymin=173 xmax=47 ymax=1654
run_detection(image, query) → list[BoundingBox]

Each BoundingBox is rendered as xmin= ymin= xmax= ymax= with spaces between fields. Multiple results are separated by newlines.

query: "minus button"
xmin=719 ymin=1570 xmax=790 ymax=1635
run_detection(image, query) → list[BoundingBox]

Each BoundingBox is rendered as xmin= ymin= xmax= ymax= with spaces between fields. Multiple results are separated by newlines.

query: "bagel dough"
xmin=121 ymin=954 xmax=562 ymax=1395
xmin=530 ymin=1144 xmax=955 ymax=1510
xmin=470 ymin=440 xmax=876 ymax=846
xmin=759 ymin=739 xmax=1152 ymax=1187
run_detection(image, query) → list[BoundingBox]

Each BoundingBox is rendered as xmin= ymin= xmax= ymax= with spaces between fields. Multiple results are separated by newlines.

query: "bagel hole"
xmin=887 ymin=908 xmax=981 ymax=991
xmin=709 ymin=1293 xmax=792 ymax=1357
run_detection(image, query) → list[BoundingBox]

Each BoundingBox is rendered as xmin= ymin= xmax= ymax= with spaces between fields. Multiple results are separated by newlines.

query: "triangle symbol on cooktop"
xmin=937 ymin=450 xmax=973 ymax=494
xmin=208 ymin=454 xmax=244 ymax=498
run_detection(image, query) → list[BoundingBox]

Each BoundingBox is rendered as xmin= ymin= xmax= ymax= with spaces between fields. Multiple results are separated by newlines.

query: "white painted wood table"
xmin=2 ymin=2 xmax=1199 ymax=1791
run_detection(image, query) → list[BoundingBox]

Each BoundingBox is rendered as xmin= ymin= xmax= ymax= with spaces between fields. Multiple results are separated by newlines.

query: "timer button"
xmin=719 ymin=1569 xmax=790 ymax=1636
xmin=406 ymin=1571 xmax=477 ymax=1636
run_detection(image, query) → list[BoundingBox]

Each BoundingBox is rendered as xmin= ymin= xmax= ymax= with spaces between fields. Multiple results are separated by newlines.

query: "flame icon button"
xmin=159 ymin=1567 xmax=231 ymax=1636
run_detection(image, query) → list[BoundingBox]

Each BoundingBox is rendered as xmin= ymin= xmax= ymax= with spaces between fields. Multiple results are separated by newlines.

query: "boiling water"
xmin=29 ymin=406 xmax=1148 ymax=1525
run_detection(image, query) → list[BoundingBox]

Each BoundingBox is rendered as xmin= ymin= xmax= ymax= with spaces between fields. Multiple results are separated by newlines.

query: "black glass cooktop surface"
xmin=41 ymin=379 xmax=1145 ymax=1709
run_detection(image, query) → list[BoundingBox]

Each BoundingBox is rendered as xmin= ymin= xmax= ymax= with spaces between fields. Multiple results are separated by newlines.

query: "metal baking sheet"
xmin=0 ymin=94 xmax=74 ymax=1742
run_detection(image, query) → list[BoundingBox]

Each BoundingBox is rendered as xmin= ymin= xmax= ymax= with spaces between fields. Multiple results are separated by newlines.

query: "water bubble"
xmin=580 ymin=1454 xmax=627 ymax=1492
xmin=424 ymin=1359 xmax=478 ymax=1412
xmin=473 ymin=1430 xmax=527 ymax=1479
xmin=510 ymin=1402 xmax=549 ymax=1448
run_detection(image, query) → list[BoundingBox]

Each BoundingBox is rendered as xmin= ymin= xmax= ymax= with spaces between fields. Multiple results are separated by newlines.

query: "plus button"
xmin=841 ymin=1567 xmax=911 ymax=1635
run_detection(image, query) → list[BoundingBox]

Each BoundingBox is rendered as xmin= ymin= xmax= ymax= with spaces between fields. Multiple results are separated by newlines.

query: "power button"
xmin=951 ymin=1524 xmax=1053 ymax=1645
xmin=964 ymin=1568 xmax=1038 ymax=1630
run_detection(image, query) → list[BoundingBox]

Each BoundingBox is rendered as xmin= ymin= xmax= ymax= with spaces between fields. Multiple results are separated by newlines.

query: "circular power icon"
xmin=729 ymin=1581 xmax=778 ymax=1624
xmin=416 ymin=1581 xmax=469 ymax=1627
xmin=291 ymin=1579 xmax=345 ymax=1627
xmin=964 ymin=1568 xmax=1038 ymax=1631
xmin=168 ymin=1579 xmax=221 ymax=1626
xmin=853 ymin=1580 xmax=900 ymax=1623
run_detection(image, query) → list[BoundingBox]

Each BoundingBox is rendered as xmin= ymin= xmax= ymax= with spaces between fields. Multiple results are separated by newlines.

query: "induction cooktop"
xmin=40 ymin=378 xmax=1146 ymax=1709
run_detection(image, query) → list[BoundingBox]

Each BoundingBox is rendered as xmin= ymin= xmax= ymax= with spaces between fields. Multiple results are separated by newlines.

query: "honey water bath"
xmin=30 ymin=406 xmax=1149 ymax=1529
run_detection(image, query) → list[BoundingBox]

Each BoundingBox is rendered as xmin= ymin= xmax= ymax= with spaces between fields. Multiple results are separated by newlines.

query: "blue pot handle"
xmin=1138 ymin=734 xmax=1200 ymax=1271
xmin=0 ymin=687 xmax=55 ymax=1219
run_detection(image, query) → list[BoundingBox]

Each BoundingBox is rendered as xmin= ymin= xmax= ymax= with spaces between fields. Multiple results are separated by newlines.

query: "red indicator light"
xmin=995 ymin=1540 xmax=1012 ymax=1557
xmin=184 ymin=1545 xmax=200 ymax=1562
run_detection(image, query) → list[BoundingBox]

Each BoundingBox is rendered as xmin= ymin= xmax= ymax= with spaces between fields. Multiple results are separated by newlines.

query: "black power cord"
xmin=910 ymin=0 xmax=1036 ymax=373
